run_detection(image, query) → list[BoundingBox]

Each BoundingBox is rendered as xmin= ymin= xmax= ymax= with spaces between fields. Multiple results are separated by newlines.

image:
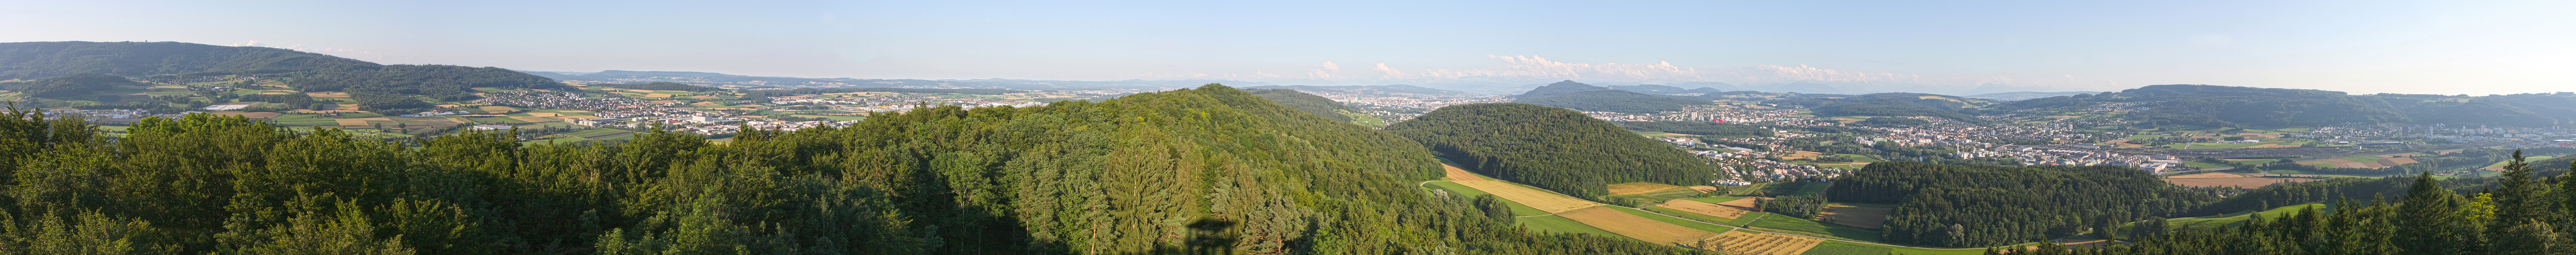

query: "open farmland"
xmin=1818 ymin=205 xmax=1894 ymax=230
xmin=2162 ymin=172 xmax=2325 ymax=188
xmin=1687 ymin=232 xmax=1822 ymax=255
xmin=1655 ymin=198 xmax=1752 ymax=219
xmin=1455 ymin=181 xmax=1600 ymax=213
xmin=1607 ymin=182 xmax=1684 ymax=196
xmin=2310 ymin=155 xmax=2421 ymax=169
xmin=1441 ymin=164 xmax=1488 ymax=181
xmin=1556 ymin=207 xmax=1716 ymax=245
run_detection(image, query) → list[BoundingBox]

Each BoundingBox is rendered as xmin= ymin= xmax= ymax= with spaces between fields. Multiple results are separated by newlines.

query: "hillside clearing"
xmin=1558 ymin=207 xmax=1717 ymax=245
xmin=1455 ymin=181 xmax=1602 ymax=213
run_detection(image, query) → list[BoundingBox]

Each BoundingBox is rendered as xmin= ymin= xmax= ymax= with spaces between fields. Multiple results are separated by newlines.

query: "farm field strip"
xmin=1556 ymin=207 xmax=1717 ymax=245
xmin=1606 ymin=182 xmax=1683 ymax=196
xmin=1440 ymin=164 xmax=1487 ymax=181
xmin=1453 ymin=181 xmax=1600 ymax=213
xmin=1688 ymin=231 xmax=1821 ymax=255
xmin=1654 ymin=199 xmax=1750 ymax=219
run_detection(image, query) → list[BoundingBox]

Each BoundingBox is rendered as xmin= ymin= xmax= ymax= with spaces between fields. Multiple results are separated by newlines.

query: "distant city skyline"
xmin=5 ymin=1 xmax=2570 ymax=95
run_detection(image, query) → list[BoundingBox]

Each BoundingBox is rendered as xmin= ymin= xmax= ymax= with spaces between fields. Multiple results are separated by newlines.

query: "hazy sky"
xmin=5 ymin=1 xmax=2571 ymax=94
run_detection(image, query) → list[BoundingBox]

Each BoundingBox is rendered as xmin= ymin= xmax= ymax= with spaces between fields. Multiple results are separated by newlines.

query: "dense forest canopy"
xmin=0 ymin=85 xmax=1705 ymax=254
xmin=0 ymin=41 xmax=376 ymax=79
xmin=2080 ymin=157 xmax=2576 ymax=254
xmin=1242 ymin=88 xmax=1361 ymax=122
xmin=1829 ymin=162 xmax=2219 ymax=247
xmin=1386 ymin=103 xmax=1723 ymax=199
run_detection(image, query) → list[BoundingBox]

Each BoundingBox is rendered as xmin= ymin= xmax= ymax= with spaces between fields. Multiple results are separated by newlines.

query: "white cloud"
xmin=1374 ymin=63 xmax=1407 ymax=79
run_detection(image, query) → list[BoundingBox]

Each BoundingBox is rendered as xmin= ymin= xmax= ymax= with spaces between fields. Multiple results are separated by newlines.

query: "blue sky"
xmin=5 ymin=1 xmax=2570 ymax=95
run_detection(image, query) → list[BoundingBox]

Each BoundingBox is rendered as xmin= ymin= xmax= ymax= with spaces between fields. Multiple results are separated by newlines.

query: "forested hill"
xmin=0 ymin=85 xmax=1701 ymax=254
xmin=0 ymin=73 xmax=145 ymax=99
xmin=1828 ymin=162 xmax=2217 ymax=247
xmin=1243 ymin=88 xmax=1361 ymax=122
xmin=1511 ymin=81 xmax=1709 ymax=114
xmin=1998 ymin=84 xmax=2576 ymax=127
xmin=1385 ymin=103 xmax=1722 ymax=199
xmin=0 ymin=41 xmax=566 ymax=101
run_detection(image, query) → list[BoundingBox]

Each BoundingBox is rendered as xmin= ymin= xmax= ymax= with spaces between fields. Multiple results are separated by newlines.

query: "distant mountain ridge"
xmin=523 ymin=69 xmax=1270 ymax=90
xmin=0 ymin=41 xmax=565 ymax=107
xmin=1961 ymin=91 xmax=2102 ymax=100
xmin=1237 ymin=84 xmax=1481 ymax=97
xmin=1998 ymin=84 xmax=2576 ymax=127
xmin=1510 ymin=81 xmax=1710 ymax=114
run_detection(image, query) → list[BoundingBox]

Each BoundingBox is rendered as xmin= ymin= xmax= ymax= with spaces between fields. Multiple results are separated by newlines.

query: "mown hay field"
xmin=1688 ymin=231 xmax=1821 ymax=255
xmin=1441 ymin=164 xmax=1487 ymax=181
xmin=1608 ymin=182 xmax=1684 ymax=196
xmin=1655 ymin=199 xmax=1750 ymax=219
xmin=1557 ymin=207 xmax=1715 ymax=245
xmin=1454 ymin=181 xmax=1599 ymax=213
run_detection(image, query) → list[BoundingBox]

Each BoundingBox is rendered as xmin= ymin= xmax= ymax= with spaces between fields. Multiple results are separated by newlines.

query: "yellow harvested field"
xmin=509 ymin=116 xmax=555 ymax=122
xmin=558 ymin=115 xmax=601 ymax=119
xmin=1608 ymin=182 xmax=1684 ymax=196
xmin=1557 ymin=207 xmax=1716 ymax=245
xmin=1688 ymin=232 xmax=1822 ymax=255
xmin=445 ymin=117 xmax=471 ymax=123
xmin=1688 ymin=186 xmax=1719 ymax=193
xmin=334 ymin=117 xmax=390 ymax=126
xmin=307 ymin=92 xmax=349 ymax=97
xmin=645 ymin=93 xmax=675 ymax=98
xmin=1442 ymin=164 xmax=1487 ymax=181
xmin=1717 ymin=197 xmax=1762 ymax=208
xmin=479 ymin=106 xmax=519 ymax=113
xmin=1655 ymin=199 xmax=1749 ymax=219
xmin=1454 ymin=181 xmax=1599 ymax=213
xmin=257 ymin=92 xmax=293 ymax=95
xmin=524 ymin=112 xmax=561 ymax=117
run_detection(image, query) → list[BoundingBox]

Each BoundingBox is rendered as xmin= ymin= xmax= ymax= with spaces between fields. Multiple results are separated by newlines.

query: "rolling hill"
xmin=0 ymin=41 xmax=566 ymax=105
xmin=1510 ymin=81 xmax=1710 ymax=114
xmin=1386 ymin=103 xmax=1723 ymax=199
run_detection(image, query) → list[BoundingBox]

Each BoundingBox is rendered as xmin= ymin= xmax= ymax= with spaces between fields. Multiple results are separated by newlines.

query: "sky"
xmin=4 ymin=0 xmax=2572 ymax=95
